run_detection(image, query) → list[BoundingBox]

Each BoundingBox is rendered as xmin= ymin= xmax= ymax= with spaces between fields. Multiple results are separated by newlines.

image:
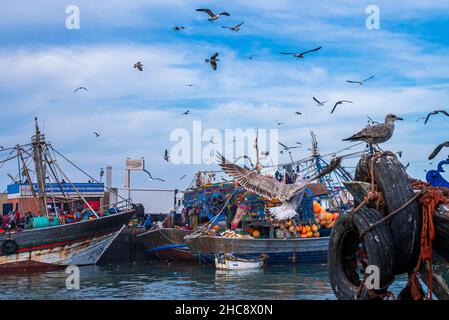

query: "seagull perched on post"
xmin=280 ymin=46 xmax=322 ymax=59
xmin=428 ymin=141 xmax=449 ymax=160
xmin=205 ymin=52 xmax=220 ymax=70
xmin=222 ymin=21 xmax=244 ymax=31
xmin=74 ymin=87 xmax=87 ymax=93
xmin=134 ymin=62 xmax=143 ymax=71
xmin=342 ymin=114 xmax=403 ymax=147
xmin=217 ymin=153 xmax=341 ymax=219
xmin=346 ymin=75 xmax=375 ymax=85
xmin=424 ymin=110 xmax=449 ymax=124
xmin=331 ymin=100 xmax=353 ymax=114
xmin=196 ymin=8 xmax=230 ymax=21
xmin=313 ymin=97 xmax=327 ymax=106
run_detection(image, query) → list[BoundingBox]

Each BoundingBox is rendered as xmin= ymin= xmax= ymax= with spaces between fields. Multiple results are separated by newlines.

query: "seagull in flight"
xmin=331 ymin=100 xmax=353 ymax=114
xmin=275 ymin=120 xmax=284 ymax=126
xmin=280 ymin=46 xmax=322 ymax=59
xmin=313 ymin=97 xmax=327 ymax=106
xmin=346 ymin=75 xmax=375 ymax=85
xmin=183 ymin=110 xmax=190 ymax=115
xmin=172 ymin=26 xmax=185 ymax=31
xmin=424 ymin=110 xmax=449 ymax=124
xmin=179 ymin=174 xmax=187 ymax=181
xmin=134 ymin=62 xmax=143 ymax=71
xmin=222 ymin=21 xmax=244 ymax=31
xmin=428 ymin=141 xmax=449 ymax=160
xmin=244 ymin=55 xmax=258 ymax=60
xmin=74 ymin=87 xmax=87 ymax=93
xmin=278 ymin=142 xmax=301 ymax=151
xmin=185 ymin=84 xmax=196 ymax=87
xmin=205 ymin=52 xmax=220 ymax=70
xmin=94 ymin=132 xmax=101 ymax=137
xmin=164 ymin=149 xmax=170 ymax=162
xmin=196 ymin=8 xmax=230 ymax=21
xmin=295 ymin=112 xmax=302 ymax=116
xmin=143 ymin=169 xmax=165 ymax=182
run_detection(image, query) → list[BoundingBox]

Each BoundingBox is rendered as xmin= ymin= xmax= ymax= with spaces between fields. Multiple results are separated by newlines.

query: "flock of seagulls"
xmin=64 ymin=7 xmax=449 ymax=183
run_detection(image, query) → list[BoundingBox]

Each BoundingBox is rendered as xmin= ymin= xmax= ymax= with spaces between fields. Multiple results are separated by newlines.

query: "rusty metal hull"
xmin=0 ymin=210 xmax=135 ymax=271
xmin=138 ymin=228 xmax=195 ymax=262
xmin=184 ymin=235 xmax=329 ymax=264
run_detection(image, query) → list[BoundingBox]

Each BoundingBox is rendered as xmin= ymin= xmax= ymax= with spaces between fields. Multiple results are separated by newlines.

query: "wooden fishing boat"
xmin=138 ymin=228 xmax=195 ymax=262
xmin=0 ymin=208 xmax=135 ymax=271
xmin=185 ymin=234 xmax=329 ymax=264
xmin=215 ymin=253 xmax=267 ymax=270
xmin=0 ymin=118 xmax=136 ymax=271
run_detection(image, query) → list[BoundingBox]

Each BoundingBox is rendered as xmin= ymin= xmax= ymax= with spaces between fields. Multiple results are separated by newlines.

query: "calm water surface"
xmin=0 ymin=262 xmax=409 ymax=300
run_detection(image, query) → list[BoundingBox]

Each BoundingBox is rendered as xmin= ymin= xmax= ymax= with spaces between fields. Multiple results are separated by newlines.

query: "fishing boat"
xmin=214 ymin=253 xmax=267 ymax=270
xmin=183 ymin=131 xmax=354 ymax=265
xmin=0 ymin=118 xmax=136 ymax=271
xmin=138 ymin=227 xmax=194 ymax=262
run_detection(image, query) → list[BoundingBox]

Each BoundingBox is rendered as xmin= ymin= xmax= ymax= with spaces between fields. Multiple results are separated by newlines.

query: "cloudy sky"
xmin=0 ymin=0 xmax=448 ymax=192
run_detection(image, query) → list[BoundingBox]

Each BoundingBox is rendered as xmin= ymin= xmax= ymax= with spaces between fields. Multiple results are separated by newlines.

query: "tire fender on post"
xmin=328 ymin=207 xmax=395 ymax=300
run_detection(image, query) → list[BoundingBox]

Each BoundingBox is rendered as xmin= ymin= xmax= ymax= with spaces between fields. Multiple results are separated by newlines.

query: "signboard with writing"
xmin=125 ymin=159 xmax=144 ymax=171
xmin=7 ymin=183 xmax=104 ymax=198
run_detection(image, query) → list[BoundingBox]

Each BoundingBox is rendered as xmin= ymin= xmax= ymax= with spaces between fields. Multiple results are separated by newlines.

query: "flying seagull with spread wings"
xmin=134 ymin=62 xmax=143 ymax=71
xmin=93 ymin=132 xmax=101 ymax=137
xmin=280 ymin=46 xmax=322 ymax=59
xmin=183 ymin=110 xmax=190 ymax=115
xmin=222 ymin=21 xmax=244 ymax=31
xmin=196 ymin=8 xmax=230 ymax=21
xmin=331 ymin=100 xmax=353 ymax=114
xmin=205 ymin=52 xmax=220 ymax=70
xmin=217 ymin=153 xmax=341 ymax=219
xmin=244 ymin=55 xmax=258 ymax=60
xmin=428 ymin=141 xmax=449 ymax=160
xmin=172 ymin=26 xmax=185 ymax=31
xmin=313 ymin=97 xmax=327 ymax=106
xmin=346 ymin=75 xmax=375 ymax=85
xmin=74 ymin=87 xmax=87 ymax=93
xmin=424 ymin=110 xmax=449 ymax=124
xmin=143 ymin=169 xmax=165 ymax=182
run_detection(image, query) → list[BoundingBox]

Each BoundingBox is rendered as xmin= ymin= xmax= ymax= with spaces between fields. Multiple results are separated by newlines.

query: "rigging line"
xmin=50 ymin=145 xmax=130 ymax=204
xmin=320 ymin=141 xmax=365 ymax=157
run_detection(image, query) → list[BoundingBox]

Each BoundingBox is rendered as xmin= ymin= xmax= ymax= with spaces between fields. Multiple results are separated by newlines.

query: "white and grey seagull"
xmin=424 ymin=110 xmax=449 ymax=125
xmin=222 ymin=21 xmax=244 ymax=31
xmin=428 ymin=141 xmax=449 ymax=160
xmin=134 ymin=62 xmax=143 ymax=71
xmin=196 ymin=8 xmax=230 ymax=21
xmin=313 ymin=97 xmax=327 ymax=106
xmin=74 ymin=87 xmax=87 ymax=93
xmin=280 ymin=46 xmax=322 ymax=59
xmin=331 ymin=100 xmax=353 ymax=114
xmin=346 ymin=75 xmax=375 ymax=85
xmin=343 ymin=113 xmax=403 ymax=147
xmin=217 ymin=153 xmax=341 ymax=220
xmin=205 ymin=52 xmax=220 ymax=70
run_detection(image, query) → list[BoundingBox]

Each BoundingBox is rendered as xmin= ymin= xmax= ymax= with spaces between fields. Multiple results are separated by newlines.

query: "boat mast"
xmin=310 ymin=131 xmax=324 ymax=184
xmin=31 ymin=117 xmax=48 ymax=216
xmin=254 ymin=129 xmax=262 ymax=174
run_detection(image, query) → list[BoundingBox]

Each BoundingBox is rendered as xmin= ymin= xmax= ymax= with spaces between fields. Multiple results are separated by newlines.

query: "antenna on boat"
xmin=254 ymin=128 xmax=262 ymax=174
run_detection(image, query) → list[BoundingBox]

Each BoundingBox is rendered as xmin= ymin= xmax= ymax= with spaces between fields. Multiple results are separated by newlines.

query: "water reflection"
xmin=0 ymin=261 xmax=408 ymax=300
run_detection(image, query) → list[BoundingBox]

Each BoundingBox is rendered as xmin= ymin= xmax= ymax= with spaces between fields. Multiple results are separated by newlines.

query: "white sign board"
xmin=126 ymin=159 xmax=144 ymax=171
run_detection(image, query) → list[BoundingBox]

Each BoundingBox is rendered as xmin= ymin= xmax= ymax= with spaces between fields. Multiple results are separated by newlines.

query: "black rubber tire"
xmin=328 ymin=207 xmax=395 ymax=300
xmin=2 ymin=239 xmax=18 ymax=256
xmin=372 ymin=154 xmax=421 ymax=275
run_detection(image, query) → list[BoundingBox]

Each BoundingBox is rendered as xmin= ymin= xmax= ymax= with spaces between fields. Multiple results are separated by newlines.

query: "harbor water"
xmin=0 ymin=262 xmax=409 ymax=300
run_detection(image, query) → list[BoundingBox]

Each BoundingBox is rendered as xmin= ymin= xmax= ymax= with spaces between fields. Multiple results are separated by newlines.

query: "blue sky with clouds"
xmin=1 ymin=0 xmax=449 ymax=192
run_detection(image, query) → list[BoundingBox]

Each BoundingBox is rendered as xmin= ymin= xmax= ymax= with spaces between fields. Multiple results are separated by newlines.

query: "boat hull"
xmin=215 ymin=256 xmax=265 ymax=270
xmin=184 ymin=235 xmax=329 ymax=264
xmin=138 ymin=228 xmax=195 ymax=262
xmin=0 ymin=209 xmax=135 ymax=271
